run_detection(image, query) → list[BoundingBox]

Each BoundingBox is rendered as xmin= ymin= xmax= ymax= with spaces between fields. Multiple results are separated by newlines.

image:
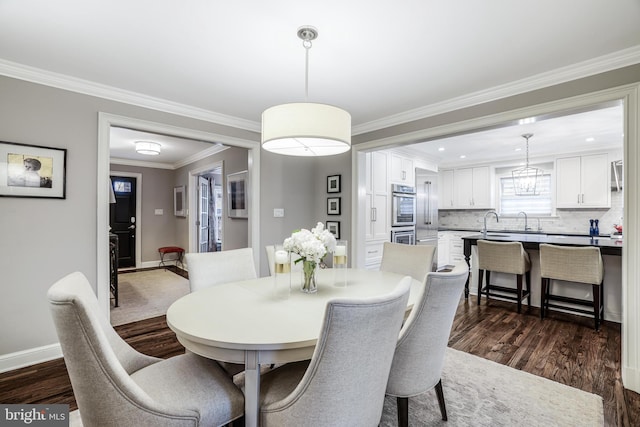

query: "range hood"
xmin=611 ymin=160 xmax=623 ymax=191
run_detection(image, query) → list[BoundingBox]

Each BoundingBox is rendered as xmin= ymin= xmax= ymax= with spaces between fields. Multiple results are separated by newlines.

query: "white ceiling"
xmin=0 ymin=0 xmax=638 ymax=166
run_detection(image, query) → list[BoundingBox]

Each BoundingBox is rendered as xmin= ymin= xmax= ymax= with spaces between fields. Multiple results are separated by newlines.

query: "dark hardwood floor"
xmin=1 ymin=296 xmax=638 ymax=426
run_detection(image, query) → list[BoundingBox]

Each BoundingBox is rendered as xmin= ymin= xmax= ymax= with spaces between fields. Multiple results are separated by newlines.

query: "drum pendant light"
xmin=261 ymin=26 xmax=351 ymax=156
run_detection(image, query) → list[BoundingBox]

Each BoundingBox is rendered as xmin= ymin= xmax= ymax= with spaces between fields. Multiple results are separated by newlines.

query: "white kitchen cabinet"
xmin=454 ymin=166 xmax=492 ymax=208
xmin=438 ymin=230 xmax=476 ymax=265
xmin=390 ymin=154 xmax=414 ymax=185
xmin=365 ymin=151 xmax=389 ymax=243
xmin=438 ymin=169 xmax=455 ymax=209
xmin=439 ymin=166 xmax=492 ymax=209
xmin=556 ymin=153 xmax=610 ymax=208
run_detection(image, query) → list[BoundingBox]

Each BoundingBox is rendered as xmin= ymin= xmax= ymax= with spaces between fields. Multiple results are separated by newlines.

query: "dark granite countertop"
xmin=461 ymin=231 xmax=623 ymax=255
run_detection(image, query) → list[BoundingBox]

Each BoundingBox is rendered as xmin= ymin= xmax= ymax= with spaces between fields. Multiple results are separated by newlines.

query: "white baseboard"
xmin=0 ymin=343 xmax=62 ymax=374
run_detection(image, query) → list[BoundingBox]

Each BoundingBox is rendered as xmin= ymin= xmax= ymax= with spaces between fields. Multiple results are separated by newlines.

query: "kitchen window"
xmin=499 ymin=173 xmax=552 ymax=216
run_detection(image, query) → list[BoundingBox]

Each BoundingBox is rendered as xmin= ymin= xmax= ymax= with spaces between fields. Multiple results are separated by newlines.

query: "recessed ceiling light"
xmin=519 ymin=117 xmax=536 ymax=125
xmin=459 ymin=155 xmax=466 ymax=159
xmin=515 ymin=148 xmax=522 ymax=151
xmin=438 ymin=147 xmax=445 ymax=152
xmin=586 ymin=137 xmax=595 ymax=142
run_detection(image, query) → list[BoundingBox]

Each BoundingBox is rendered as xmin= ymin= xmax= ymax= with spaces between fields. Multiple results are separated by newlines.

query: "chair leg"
xmin=396 ymin=397 xmax=409 ymax=427
xmin=435 ymin=379 xmax=448 ymax=421
xmin=593 ymin=283 xmax=601 ymax=331
xmin=477 ymin=269 xmax=484 ymax=306
xmin=516 ymin=274 xmax=523 ymax=313
xmin=485 ymin=271 xmax=491 ymax=304
xmin=540 ymin=278 xmax=547 ymax=319
xmin=525 ymin=270 xmax=532 ymax=308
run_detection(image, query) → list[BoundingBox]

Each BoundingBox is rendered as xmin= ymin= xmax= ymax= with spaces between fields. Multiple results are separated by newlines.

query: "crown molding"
xmin=109 ymin=144 xmax=229 ymax=170
xmin=0 ymin=59 xmax=261 ymax=133
xmin=2 ymin=45 xmax=639 ymax=138
xmin=173 ymin=144 xmax=229 ymax=169
xmin=352 ymin=45 xmax=640 ymax=135
xmin=109 ymin=158 xmax=175 ymax=170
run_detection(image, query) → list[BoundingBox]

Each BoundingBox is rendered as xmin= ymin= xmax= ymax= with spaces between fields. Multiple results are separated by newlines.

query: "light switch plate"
xmin=273 ymin=208 xmax=285 ymax=217
xmin=154 ymin=209 xmax=163 ymax=215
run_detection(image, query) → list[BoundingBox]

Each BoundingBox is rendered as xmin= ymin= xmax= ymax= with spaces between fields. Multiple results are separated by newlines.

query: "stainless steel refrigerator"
xmin=415 ymin=168 xmax=439 ymax=249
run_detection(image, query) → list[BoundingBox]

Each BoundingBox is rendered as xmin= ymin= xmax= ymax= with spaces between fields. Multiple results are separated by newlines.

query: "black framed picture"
xmin=327 ymin=174 xmax=341 ymax=193
xmin=326 ymin=221 xmax=340 ymax=239
xmin=227 ymin=170 xmax=248 ymax=218
xmin=0 ymin=140 xmax=67 ymax=199
xmin=174 ymin=186 xmax=186 ymax=217
xmin=327 ymin=197 xmax=341 ymax=215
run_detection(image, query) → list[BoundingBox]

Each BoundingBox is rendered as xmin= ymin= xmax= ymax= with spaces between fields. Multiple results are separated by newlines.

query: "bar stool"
xmin=539 ymin=244 xmax=604 ymax=330
xmin=477 ymin=240 xmax=531 ymax=313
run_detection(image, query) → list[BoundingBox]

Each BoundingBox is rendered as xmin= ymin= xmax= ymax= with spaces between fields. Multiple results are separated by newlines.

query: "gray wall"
xmin=256 ymin=150 xmax=352 ymax=276
xmin=0 ymin=75 xmax=261 ymax=356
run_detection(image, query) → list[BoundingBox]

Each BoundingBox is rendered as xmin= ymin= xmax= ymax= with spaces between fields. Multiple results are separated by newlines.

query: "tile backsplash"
xmin=439 ymin=190 xmax=623 ymax=235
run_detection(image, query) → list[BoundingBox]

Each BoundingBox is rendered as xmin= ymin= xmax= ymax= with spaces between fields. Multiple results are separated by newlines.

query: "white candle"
xmin=275 ymin=250 xmax=289 ymax=264
xmin=335 ymin=246 xmax=346 ymax=256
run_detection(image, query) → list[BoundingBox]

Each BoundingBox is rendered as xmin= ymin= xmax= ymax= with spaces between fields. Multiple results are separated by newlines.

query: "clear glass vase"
xmin=301 ymin=260 xmax=317 ymax=293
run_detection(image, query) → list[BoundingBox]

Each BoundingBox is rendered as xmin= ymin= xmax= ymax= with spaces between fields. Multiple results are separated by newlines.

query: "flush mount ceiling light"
xmin=261 ymin=26 xmax=351 ymax=156
xmin=135 ymin=141 xmax=161 ymax=155
xmin=512 ymin=133 xmax=541 ymax=196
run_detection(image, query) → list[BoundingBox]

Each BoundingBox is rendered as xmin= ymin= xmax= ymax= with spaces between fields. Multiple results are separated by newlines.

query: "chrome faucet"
xmin=483 ymin=210 xmax=499 ymax=236
xmin=517 ymin=211 xmax=530 ymax=231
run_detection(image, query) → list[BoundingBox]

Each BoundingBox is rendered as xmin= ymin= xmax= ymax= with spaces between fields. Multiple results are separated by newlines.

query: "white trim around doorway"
xmin=97 ymin=112 xmax=261 ymax=321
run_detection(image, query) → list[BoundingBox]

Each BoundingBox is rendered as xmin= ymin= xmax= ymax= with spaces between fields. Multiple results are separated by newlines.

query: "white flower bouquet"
xmin=283 ymin=222 xmax=337 ymax=264
xmin=283 ymin=222 xmax=337 ymax=292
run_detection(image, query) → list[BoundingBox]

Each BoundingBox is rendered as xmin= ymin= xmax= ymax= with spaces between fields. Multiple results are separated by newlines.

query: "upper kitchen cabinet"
xmin=556 ymin=153 xmax=610 ymax=208
xmin=440 ymin=166 xmax=493 ymax=209
xmin=365 ymin=151 xmax=389 ymax=241
xmin=390 ymin=153 xmax=414 ymax=184
xmin=438 ymin=169 xmax=455 ymax=208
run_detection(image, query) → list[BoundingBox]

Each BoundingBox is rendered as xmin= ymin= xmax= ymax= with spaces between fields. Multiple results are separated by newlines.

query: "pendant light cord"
xmin=303 ymin=39 xmax=311 ymax=101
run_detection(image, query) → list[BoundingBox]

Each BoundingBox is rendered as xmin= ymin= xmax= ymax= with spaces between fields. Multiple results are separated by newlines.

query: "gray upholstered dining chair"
xmin=380 ymin=242 xmax=437 ymax=282
xmin=477 ymin=239 xmax=531 ymax=313
xmin=386 ymin=262 xmax=468 ymax=425
xmin=48 ymin=272 xmax=244 ymax=427
xmin=256 ymin=276 xmax=413 ymax=426
xmin=186 ymin=247 xmax=257 ymax=376
xmin=539 ymin=243 xmax=604 ymax=330
xmin=185 ymin=247 xmax=257 ymax=292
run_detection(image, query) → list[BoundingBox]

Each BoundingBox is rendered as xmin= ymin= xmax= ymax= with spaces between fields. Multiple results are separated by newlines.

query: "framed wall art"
xmin=326 ymin=221 xmax=340 ymax=239
xmin=227 ymin=170 xmax=248 ymax=218
xmin=174 ymin=185 xmax=186 ymax=217
xmin=0 ymin=141 xmax=67 ymax=199
xmin=327 ymin=197 xmax=341 ymax=215
xmin=327 ymin=174 xmax=341 ymax=193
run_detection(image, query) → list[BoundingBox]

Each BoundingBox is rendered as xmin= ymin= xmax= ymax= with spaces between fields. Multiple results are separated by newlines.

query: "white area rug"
xmin=109 ymin=269 xmax=189 ymax=326
xmin=380 ymin=347 xmax=604 ymax=426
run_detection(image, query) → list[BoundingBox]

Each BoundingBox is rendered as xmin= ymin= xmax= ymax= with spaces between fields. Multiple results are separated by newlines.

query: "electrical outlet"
xmin=273 ymin=208 xmax=285 ymax=218
xmin=154 ymin=209 xmax=163 ymax=215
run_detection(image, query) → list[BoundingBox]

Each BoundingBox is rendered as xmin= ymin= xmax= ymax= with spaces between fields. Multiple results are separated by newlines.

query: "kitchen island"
xmin=461 ymin=232 xmax=622 ymax=322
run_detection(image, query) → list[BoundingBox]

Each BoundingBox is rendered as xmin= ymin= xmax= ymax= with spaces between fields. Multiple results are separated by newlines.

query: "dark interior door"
xmin=109 ymin=176 xmax=136 ymax=268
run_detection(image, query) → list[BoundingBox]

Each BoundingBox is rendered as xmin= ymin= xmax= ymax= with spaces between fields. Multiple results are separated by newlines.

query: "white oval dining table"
xmin=166 ymin=268 xmax=422 ymax=427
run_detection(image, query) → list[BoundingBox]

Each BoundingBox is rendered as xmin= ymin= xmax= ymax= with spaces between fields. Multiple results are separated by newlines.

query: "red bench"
xmin=158 ymin=246 xmax=185 ymax=269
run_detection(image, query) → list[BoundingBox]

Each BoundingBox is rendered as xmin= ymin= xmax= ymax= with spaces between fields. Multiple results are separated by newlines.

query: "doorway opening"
xmin=196 ymin=165 xmax=223 ymax=252
xmin=109 ymin=175 xmax=138 ymax=268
